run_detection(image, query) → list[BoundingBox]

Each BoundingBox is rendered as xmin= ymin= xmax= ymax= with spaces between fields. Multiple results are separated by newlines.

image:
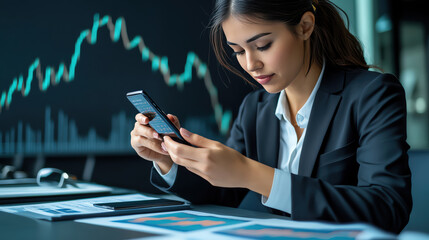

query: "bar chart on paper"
xmin=216 ymin=224 xmax=362 ymax=240
xmin=114 ymin=212 xmax=248 ymax=232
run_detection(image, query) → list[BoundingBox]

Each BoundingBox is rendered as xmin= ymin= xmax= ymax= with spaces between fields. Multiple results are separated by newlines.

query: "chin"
xmin=261 ymin=85 xmax=283 ymax=94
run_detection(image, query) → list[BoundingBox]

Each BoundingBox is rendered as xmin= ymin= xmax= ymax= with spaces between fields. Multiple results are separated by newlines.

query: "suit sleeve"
xmin=149 ymin=93 xmax=254 ymax=207
xmin=291 ymin=74 xmax=412 ymax=233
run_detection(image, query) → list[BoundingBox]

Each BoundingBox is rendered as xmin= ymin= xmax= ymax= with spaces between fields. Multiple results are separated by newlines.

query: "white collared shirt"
xmin=155 ymin=61 xmax=326 ymax=215
xmin=261 ymin=61 xmax=325 ymax=213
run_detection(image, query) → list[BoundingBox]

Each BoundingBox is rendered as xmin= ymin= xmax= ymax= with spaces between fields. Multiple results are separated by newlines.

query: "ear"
xmin=297 ymin=12 xmax=315 ymax=40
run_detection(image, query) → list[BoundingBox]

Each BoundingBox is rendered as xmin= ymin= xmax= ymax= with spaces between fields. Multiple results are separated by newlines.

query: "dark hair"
xmin=209 ymin=0 xmax=375 ymax=83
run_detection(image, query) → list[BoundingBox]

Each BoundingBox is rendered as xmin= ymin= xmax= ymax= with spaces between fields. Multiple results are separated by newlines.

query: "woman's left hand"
xmin=162 ymin=128 xmax=252 ymax=188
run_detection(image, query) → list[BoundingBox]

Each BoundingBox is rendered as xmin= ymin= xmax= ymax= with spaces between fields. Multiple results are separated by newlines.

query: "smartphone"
xmin=93 ymin=199 xmax=188 ymax=210
xmin=127 ymin=90 xmax=190 ymax=145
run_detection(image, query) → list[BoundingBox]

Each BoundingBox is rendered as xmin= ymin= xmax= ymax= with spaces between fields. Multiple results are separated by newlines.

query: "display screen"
xmin=0 ymin=0 xmax=253 ymax=157
xmin=127 ymin=90 xmax=178 ymax=136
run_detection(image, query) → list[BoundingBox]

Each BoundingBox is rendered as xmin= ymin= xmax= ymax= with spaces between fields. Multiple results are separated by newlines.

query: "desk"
xmin=0 ymin=198 xmax=290 ymax=240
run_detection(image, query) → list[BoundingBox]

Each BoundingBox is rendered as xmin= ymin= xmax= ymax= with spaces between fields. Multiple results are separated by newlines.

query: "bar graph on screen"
xmin=0 ymin=107 xmax=134 ymax=155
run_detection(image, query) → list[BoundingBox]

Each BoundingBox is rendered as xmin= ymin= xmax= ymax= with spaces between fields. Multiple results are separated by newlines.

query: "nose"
xmin=246 ymin=52 xmax=263 ymax=72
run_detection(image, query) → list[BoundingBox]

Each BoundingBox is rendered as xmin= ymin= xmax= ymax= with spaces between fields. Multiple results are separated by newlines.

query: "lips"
xmin=254 ymin=73 xmax=275 ymax=84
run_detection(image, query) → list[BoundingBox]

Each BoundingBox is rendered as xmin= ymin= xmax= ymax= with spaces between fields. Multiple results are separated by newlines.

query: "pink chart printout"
xmin=114 ymin=212 xmax=248 ymax=232
xmin=76 ymin=210 xmax=395 ymax=239
xmin=216 ymin=224 xmax=362 ymax=240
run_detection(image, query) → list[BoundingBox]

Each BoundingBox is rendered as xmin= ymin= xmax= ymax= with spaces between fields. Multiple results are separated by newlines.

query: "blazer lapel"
xmin=256 ymin=93 xmax=280 ymax=168
xmin=299 ymin=67 xmax=345 ymax=177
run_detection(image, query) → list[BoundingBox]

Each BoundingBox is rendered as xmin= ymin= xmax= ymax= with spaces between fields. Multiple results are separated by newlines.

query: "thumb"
xmin=167 ymin=114 xmax=180 ymax=129
xmin=180 ymin=128 xmax=213 ymax=147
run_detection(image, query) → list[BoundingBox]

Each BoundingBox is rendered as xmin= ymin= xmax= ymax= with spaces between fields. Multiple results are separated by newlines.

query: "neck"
xmin=285 ymin=61 xmax=322 ymax=116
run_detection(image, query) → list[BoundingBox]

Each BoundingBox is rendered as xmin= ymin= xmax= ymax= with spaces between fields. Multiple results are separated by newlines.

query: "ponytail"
xmin=311 ymin=0 xmax=373 ymax=70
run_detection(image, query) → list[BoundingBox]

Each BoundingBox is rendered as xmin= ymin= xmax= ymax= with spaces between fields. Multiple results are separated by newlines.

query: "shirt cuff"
xmin=261 ymin=168 xmax=292 ymax=214
xmin=153 ymin=162 xmax=178 ymax=187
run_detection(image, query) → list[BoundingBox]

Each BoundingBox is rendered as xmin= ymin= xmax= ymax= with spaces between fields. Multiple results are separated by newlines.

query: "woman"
xmin=130 ymin=0 xmax=412 ymax=233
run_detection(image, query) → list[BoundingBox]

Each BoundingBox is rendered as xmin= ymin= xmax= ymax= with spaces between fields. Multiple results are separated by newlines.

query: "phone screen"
xmin=127 ymin=90 xmax=190 ymax=145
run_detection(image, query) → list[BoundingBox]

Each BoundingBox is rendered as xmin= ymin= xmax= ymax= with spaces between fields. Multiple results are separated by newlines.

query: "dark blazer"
xmin=150 ymin=65 xmax=412 ymax=233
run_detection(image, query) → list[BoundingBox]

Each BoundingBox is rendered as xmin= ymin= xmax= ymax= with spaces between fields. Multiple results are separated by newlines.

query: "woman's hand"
xmin=130 ymin=113 xmax=180 ymax=174
xmin=163 ymin=128 xmax=274 ymax=196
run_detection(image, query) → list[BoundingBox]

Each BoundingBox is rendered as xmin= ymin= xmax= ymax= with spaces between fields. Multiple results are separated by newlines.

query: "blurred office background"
xmin=0 ymin=0 xmax=428 ymax=234
xmin=335 ymin=0 xmax=429 ymax=149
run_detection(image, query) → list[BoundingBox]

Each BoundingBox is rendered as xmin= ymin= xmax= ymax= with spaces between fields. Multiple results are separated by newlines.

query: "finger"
xmin=168 ymin=149 xmax=199 ymax=169
xmin=180 ymin=128 xmax=217 ymax=148
xmin=131 ymin=135 xmax=169 ymax=155
xmin=163 ymin=135 xmax=208 ymax=161
xmin=135 ymin=113 xmax=150 ymax=125
xmin=132 ymin=122 xmax=162 ymax=140
xmin=134 ymin=144 xmax=169 ymax=161
xmin=167 ymin=114 xmax=180 ymax=129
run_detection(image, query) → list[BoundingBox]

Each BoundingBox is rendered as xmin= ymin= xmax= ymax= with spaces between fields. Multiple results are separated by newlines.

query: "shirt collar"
xmin=275 ymin=60 xmax=326 ymax=128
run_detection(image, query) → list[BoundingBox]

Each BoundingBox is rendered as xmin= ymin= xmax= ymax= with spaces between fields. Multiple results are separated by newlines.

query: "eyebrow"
xmin=226 ymin=32 xmax=272 ymax=45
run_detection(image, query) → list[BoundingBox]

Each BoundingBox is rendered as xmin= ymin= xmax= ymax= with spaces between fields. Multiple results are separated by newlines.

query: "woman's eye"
xmin=257 ymin=42 xmax=272 ymax=51
xmin=230 ymin=42 xmax=271 ymax=57
xmin=232 ymin=50 xmax=245 ymax=57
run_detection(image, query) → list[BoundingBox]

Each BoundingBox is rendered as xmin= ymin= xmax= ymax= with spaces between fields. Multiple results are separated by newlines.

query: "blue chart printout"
xmin=114 ymin=212 xmax=248 ymax=232
xmin=77 ymin=210 xmax=394 ymax=239
xmin=216 ymin=224 xmax=362 ymax=240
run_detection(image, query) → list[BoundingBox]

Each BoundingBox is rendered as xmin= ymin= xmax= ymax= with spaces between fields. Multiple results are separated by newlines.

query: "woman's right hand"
xmin=130 ymin=113 xmax=180 ymax=174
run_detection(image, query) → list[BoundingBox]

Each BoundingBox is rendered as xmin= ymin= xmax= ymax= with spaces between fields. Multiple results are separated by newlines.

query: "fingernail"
xmin=161 ymin=142 xmax=168 ymax=152
xmin=181 ymin=128 xmax=191 ymax=137
xmin=153 ymin=132 xmax=159 ymax=139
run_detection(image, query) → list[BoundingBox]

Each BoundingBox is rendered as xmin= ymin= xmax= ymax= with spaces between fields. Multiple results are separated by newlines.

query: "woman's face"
xmin=222 ymin=16 xmax=307 ymax=93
